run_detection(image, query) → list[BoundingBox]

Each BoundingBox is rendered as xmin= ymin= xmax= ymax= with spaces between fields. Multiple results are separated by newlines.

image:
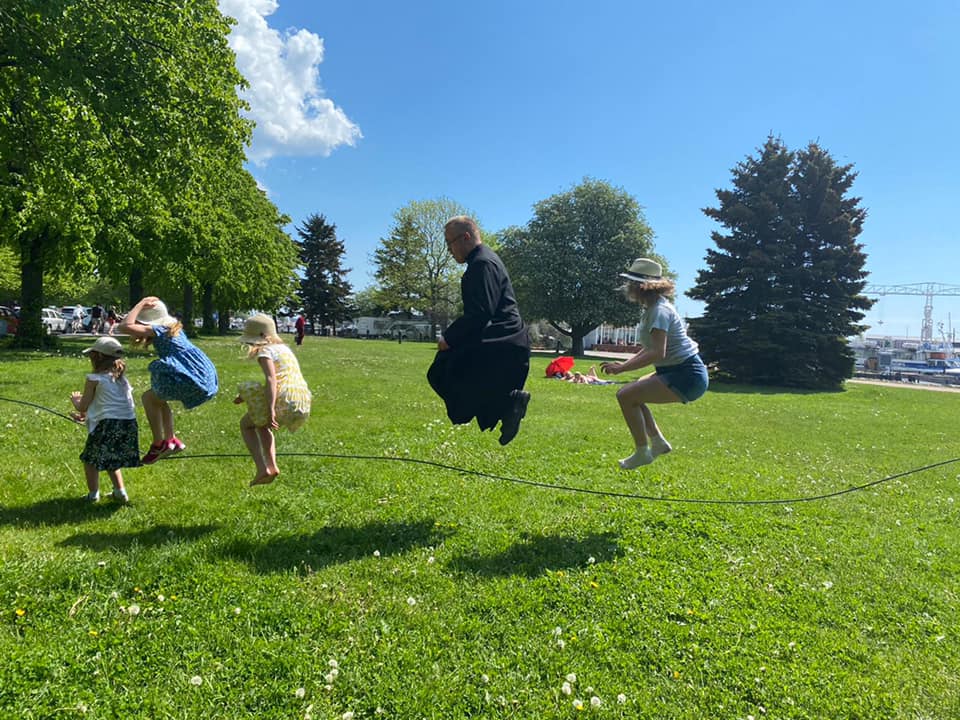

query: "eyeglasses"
xmin=445 ymin=233 xmax=463 ymax=248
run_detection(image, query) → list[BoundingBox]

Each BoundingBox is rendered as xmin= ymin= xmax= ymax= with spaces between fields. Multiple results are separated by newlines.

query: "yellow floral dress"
xmin=238 ymin=343 xmax=311 ymax=431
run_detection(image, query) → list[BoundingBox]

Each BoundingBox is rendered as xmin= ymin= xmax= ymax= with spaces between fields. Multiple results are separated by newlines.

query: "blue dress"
xmin=149 ymin=326 xmax=219 ymax=409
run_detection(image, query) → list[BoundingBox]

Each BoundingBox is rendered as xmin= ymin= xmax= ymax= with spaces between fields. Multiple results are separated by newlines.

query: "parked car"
xmin=0 ymin=306 xmax=18 ymax=337
xmin=41 ymin=308 xmax=67 ymax=334
xmin=60 ymin=306 xmax=93 ymax=333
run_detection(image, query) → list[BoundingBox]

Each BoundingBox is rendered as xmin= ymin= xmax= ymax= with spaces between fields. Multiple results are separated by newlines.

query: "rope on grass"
xmin=2 ymin=395 xmax=958 ymax=506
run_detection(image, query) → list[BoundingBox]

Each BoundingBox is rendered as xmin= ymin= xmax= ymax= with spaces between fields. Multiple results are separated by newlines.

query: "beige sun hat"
xmin=240 ymin=314 xmax=278 ymax=345
xmin=82 ymin=336 xmax=124 ymax=358
xmin=138 ymin=300 xmax=176 ymax=326
xmin=619 ymin=258 xmax=663 ymax=283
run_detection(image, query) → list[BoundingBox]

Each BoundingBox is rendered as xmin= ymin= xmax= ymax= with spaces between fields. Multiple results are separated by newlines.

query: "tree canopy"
xmin=297 ymin=214 xmax=352 ymax=331
xmin=499 ymin=178 xmax=657 ymax=355
xmin=687 ymin=136 xmax=873 ymax=389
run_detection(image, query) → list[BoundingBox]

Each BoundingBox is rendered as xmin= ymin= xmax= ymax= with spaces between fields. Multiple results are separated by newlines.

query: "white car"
xmin=42 ymin=308 xmax=66 ymax=334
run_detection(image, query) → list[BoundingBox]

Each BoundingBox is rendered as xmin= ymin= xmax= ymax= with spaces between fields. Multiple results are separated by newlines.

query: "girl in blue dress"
xmin=119 ymin=296 xmax=218 ymax=464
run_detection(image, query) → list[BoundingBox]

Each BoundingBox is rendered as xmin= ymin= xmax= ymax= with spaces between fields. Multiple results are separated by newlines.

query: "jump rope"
xmin=2 ymin=395 xmax=957 ymax=506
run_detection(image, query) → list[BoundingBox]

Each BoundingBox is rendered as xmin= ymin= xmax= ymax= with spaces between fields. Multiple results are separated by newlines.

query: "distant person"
xmin=234 ymin=314 xmax=312 ymax=486
xmin=106 ymin=306 xmax=119 ymax=335
xmin=427 ymin=216 xmax=531 ymax=445
xmin=70 ymin=336 xmax=139 ymax=503
xmin=71 ymin=304 xmax=86 ymax=333
xmin=119 ymin=296 xmax=219 ymax=464
xmin=601 ymin=258 xmax=708 ymax=469
xmin=295 ymin=313 xmax=306 ymax=346
xmin=90 ymin=303 xmax=104 ymax=334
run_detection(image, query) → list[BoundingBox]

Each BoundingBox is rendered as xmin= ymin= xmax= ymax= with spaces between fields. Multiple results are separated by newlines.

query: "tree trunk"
xmin=201 ymin=283 xmax=215 ymax=333
xmin=182 ymin=284 xmax=194 ymax=333
xmin=218 ymin=308 xmax=230 ymax=334
xmin=16 ymin=229 xmax=46 ymax=347
xmin=129 ymin=266 xmax=144 ymax=308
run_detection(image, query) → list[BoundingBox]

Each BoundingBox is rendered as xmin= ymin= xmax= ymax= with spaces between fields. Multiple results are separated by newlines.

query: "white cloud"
xmin=220 ymin=0 xmax=362 ymax=163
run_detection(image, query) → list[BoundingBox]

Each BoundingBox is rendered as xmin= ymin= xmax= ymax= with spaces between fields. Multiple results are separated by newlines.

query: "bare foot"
xmin=250 ymin=470 xmax=279 ymax=486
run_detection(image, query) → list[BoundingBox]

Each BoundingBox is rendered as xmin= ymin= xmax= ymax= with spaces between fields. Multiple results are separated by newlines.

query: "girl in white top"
xmin=70 ymin=336 xmax=140 ymax=502
xmin=235 ymin=314 xmax=312 ymax=486
xmin=601 ymin=258 xmax=709 ymax=470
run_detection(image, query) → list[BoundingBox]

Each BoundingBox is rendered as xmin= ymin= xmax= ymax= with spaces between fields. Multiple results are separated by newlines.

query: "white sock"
xmin=650 ymin=437 xmax=672 ymax=457
xmin=619 ymin=446 xmax=654 ymax=470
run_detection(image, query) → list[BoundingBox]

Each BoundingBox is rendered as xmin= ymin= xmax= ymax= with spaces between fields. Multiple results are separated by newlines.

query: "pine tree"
xmin=687 ymin=137 xmax=872 ymax=389
xmin=296 ymin=214 xmax=352 ymax=333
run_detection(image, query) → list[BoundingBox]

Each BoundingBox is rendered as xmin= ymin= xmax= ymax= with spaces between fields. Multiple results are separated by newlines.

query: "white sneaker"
xmin=111 ymin=489 xmax=129 ymax=504
xmin=619 ymin=446 xmax=654 ymax=470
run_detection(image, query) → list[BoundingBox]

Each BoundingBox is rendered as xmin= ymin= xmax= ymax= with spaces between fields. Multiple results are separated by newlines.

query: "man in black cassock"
xmin=427 ymin=216 xmax=531 ymax=445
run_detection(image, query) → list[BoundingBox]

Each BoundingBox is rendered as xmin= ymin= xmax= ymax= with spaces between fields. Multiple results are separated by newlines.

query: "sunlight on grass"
xmin=1 ymin=337 xmax=958 ymax=717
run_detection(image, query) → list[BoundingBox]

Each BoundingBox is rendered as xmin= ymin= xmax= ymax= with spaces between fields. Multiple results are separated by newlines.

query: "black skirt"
xmin=80 ymin=418 xmax=141 ymax=471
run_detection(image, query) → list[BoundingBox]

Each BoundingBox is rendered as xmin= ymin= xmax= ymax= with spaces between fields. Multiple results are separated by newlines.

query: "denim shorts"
xmin=654 ymin=353 xmax=708 ymax=403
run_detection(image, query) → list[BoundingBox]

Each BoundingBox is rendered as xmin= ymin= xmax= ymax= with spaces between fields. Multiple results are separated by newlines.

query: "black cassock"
xmin=427 ymin=244 xmax=530 ymax=430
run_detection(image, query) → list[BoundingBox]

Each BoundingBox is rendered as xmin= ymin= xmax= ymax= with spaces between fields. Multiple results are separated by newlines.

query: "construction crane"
xmin=863 ymin=283 xmax=960 ymax=343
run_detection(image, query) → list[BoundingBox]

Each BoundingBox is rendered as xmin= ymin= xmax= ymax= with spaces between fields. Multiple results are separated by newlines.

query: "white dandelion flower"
xmin=328 ymin=659 xmax=339 ymax=669
xmin=325 ymin=673 xmax=335 ymax=684
xmin=587 ymin=556 xmax=596 ymax=564
xmin=373 ymin=550 xmax=381 ymax=558
xmin=342 ymin=712 xmax=355 ymax=720
xmin=234 ymin=607 xmax=241 ymax=615
xmin=822 ymin=581 xmax=833 ymax=590
xmin=566 ymin=673 xmax=577 ymax=683
xmin=157 ymin=594 xmax=165 ymax=602
xmin=427 ymin=556 xmax=435 ymax=564
xmin=572 ymin=699 xmax=584 ymax=710
xmin=561 ymin=682 xmax=572 ymax=695
xmin=557 ymin=639 xmax=566 ymax=650
xmin=190 ymin=675 xmax=203 ymax=686
xmin=97 ymin=561 xmax=106 ymax=568
xmin=407 ymin=597 xmax=417 ymax=606
xmin=617 ymin=693 xmax=627 ymax=704
xmin=127 ymin=604 xmax=140 ymax=616
xmin=590 ymin=696 xmax=601 ymax=708
xmin=295 ymin=687 xmax=306 ymax=699
xmin=553 ymin=626 xmax=563 ymax=636
xmin=481 ymin=674 xmax=489 ymax=683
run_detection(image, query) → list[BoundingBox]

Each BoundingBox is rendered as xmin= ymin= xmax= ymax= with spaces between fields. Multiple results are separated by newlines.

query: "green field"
xmin=1 ymin=336 xmax=958 ymax=719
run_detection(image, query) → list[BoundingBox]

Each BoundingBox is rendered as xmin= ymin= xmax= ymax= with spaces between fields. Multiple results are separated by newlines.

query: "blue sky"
xmin=221 ymin=0 xmax=960 ymax=340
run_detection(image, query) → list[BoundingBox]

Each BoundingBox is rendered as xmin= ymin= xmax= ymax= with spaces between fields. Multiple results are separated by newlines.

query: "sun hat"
xmin=82 ymin=336 xmax=124 ymax=358
xmin=138 ymin=300 xmax=176 ymax=326
xmin=619 ymin=258 xmax=663 ymax=283
xmin=240 ymin=314 xmax=278 ymax=345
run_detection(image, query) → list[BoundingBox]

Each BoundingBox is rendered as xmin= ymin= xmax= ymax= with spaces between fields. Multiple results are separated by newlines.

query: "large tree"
xmin=499 ymin=178 xmax=657 ymax=356
xmin=297 ymin=214 xmax=352 ymax=333
xmin=0 ymin=0 xmax=250 ymax=345
xmin=373 ymin=197 xmax=470 ymax=336
xmin=687 ymin=136 xmax=872 ymax=389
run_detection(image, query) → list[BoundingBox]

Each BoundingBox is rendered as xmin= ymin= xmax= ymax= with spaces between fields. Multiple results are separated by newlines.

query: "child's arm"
xmin=258 ymin=355 xmax=279 ymax=429
xmin=118 ymin=296 xmax=159 ymax=339
xmin=71 ymin=378 xmax=99 ymax=415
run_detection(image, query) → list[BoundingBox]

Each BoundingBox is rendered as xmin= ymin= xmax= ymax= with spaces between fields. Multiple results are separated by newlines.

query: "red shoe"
xmin=166 ymin=437 xmax=186 ymax=454
xmin=141 ymin=441 xmax=167 ymax=465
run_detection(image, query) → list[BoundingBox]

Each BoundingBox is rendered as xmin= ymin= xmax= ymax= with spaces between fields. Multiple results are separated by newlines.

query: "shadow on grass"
xmin=448 ymin=531 xmax=622 ymax=578
xmin=0 ymin=496 xmax=125 ymax=527
xmin=220 ymin=518 xmax=450 ymax=574
xmin=58 ymin=523 xmax=220 ymax=551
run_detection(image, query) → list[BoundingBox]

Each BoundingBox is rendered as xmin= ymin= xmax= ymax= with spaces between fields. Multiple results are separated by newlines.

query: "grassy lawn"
xmin=1 ymin=336 xmax=958 ymax=719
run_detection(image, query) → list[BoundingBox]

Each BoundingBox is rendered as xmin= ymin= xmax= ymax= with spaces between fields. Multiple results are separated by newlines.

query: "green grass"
xmin=1 ymin=336 xmax=958 ymax=718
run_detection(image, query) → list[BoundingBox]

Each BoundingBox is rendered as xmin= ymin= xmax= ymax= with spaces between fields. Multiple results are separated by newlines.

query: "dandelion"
xmin=97 ymin=561 xmax=106 ymax=568
xmin=557 ymin=639 xmax=566 ymax=650
xmin=329 ymin=667 xmax=339 ymax=679
xmin=157 ymin=594 xmax=165 ymax=602
xmin=88 ymin=630 xmax=98 ymax=637
xmin=234 ymin=607 xmax=241 ymax=615
xmin=617 ymin=693 xmax=627 ymax=704
xmin=325 ymin=673 xmax=335 ymax=684
xmin=15 ymin=608 xmax=25 ymax=617
xmin=565 ymin=673 xmax=577 ymax=683
xmin=190 ymin=675 xmax=203 ymax=686
xmin=589 ymin=581 xmax=599 ymax=589
xmin=127 ymin=604 xmax=140 ymax=616
xmin=328 ymin=659 xmax=339 ymax=669
xmin=561 ymin=682 xmax=572 ymax=696
xmin=295 ymin=687 xmax=306 ymax=699
xmin=572 ymin=699 xmax=584 ymax=710
xmin=373 ymin=550 xmax=381 ymax=558
xmin=587 ymin=556 xmax=596 ymax=564
xmin=342 ymin=712 xmax=354 ymax=720
xmin=427 ymin=556 xmax=435 ymax=564
xmin=590 ymin=696 xmax=601 ymax=708
xmin=822 ymin=581 xmax=834 ymax=590
xmin=481 ymin=674 xmax=489 ymax=684
xmin=407 ymin=597 xmax=417 ymax=606
xmin=553 ymin=627 xmax=563 ymax=636
xmin=110 ymin=591 xmax=119 ymax=600
xmin=76 ymin=702 xmax=88 ymax=713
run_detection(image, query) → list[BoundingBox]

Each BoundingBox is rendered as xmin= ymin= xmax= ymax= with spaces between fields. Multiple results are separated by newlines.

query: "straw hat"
xmin=619 ymin=258 xmax=663 ymax=283
xmin=138 ymin=300 xmax=176 ymax=326
xmin=240 ymin=314 xmax=278 ymax=345
xmin=82 ymin=336 xmax=124 ymax=358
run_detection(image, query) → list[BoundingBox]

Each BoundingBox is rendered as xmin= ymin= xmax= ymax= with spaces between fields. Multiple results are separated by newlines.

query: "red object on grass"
xmin=545 ymin=356 xmax=575 ymax=377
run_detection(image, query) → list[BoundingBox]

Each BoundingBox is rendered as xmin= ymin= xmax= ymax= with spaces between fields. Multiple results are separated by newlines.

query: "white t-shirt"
xmin=85 ymin=372 xmax=136 ymax=433
xmin=638 ymin=297 xmax=699 ymax=366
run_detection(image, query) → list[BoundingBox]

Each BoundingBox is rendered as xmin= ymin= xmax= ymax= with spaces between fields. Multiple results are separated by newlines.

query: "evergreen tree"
xmin=296 ymin=214 xmax=352 ymax=333
xmin=687 ymin=137 xmax=872 ymax=389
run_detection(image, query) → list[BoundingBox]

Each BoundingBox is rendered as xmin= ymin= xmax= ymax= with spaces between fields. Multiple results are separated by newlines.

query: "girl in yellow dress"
xmin=234 ymin=314 xmax=312 ymax=486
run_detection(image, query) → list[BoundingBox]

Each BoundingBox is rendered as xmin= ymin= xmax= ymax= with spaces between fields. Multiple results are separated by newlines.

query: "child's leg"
xmin=240 ymin=413 xmax=269 ymax=480
xmin=142 ymin=390 xmax=166 ymax=444
xmin=160 ymin=401 xmax=175 ymax=440
xmin=84 ymin=463 xmax=100 ymax=498
xmin=107 ymin=469 xmax=129 ymax=502
xmin=250 ymin=426 xmax=279 ymax=486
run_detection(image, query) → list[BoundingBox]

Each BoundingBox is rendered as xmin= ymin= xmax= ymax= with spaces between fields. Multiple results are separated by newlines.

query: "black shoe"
xmin=499 ymin=390 xmax=530 ymax=446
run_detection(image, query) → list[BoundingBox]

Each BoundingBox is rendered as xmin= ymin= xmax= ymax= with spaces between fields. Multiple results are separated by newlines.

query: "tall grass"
xmin=1 ymin=336 xmax=958 ymax=718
